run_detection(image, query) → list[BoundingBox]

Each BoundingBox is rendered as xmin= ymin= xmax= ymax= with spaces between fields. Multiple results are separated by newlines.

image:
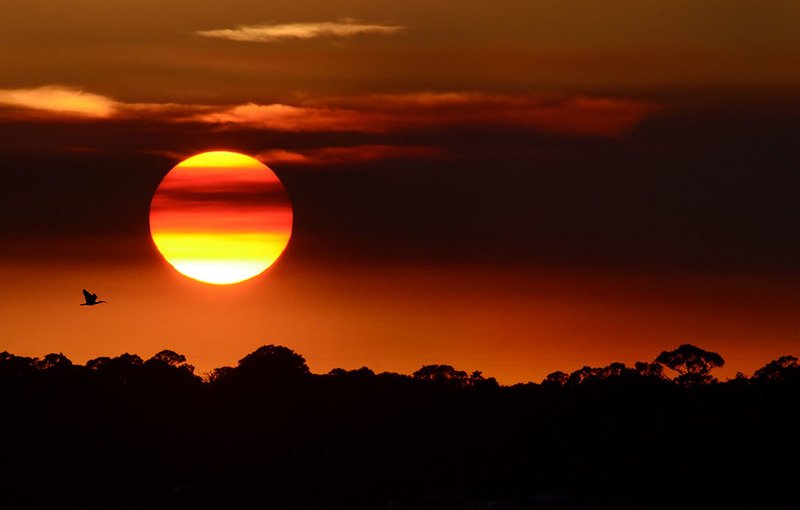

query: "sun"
xmin=149 ymin=151 xmax=293 ymax=285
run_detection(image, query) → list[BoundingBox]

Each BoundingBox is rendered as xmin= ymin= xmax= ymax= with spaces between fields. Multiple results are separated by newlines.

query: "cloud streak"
xmin=257 ymin=145 xmax=443 ymax=165
xmin=195 ymin=20 xmax=404 ymax=43
xmin=0 ymin=86 xmax=216 ymax=120
xmin=0 ymin=85 xmax=658 ymax=139
xmin=196 ymin=93 xmax=657 ymax=137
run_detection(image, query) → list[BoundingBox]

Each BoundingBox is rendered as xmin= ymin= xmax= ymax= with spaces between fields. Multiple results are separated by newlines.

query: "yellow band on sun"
xmin=152 ymin=232 xmax=290 ymax=284
xmin=176 ymin=151 xmax=266 ymax=169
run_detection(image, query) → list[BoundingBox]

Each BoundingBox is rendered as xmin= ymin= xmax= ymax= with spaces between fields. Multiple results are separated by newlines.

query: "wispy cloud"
xmin=195 ymin=20 xmax=404 ymax=43
xmin=0 ymin=86 xmax=118 ymax=118
xmin=195 ymin=93 xmax=657 ymax=137
xmin=195 ymin=103 xmax=388 ymax=132
xmin=0 ymin=86 xmax=215 ymax=120
xmin=257 ymin=145 xmax=443 ymax=165
xmin=0 ymin=85 xmax=658 ymax=139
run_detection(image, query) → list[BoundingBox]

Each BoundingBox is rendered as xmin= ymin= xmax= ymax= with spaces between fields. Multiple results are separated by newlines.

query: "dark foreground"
xmin=1 ymin=344 xmax=799 ymax=510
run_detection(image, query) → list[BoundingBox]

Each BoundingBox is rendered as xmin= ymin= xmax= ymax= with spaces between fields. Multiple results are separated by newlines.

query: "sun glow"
xmin=149 ymin=151 xmax=292 ymax=285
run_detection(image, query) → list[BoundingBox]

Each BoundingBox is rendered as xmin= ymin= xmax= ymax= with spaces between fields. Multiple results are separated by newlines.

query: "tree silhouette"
xmin=0 ymin=351 xmax=37 ymax=379
xmin=149 ymin=349 xmax=188 ymax=367
xmin=656 ymin=344 xmax=725 ymax=386
xmin=87 ymin=353 xmax=143 ymax=371
xmin=217 ymin=345 xmax=310 ymax=390
xmin=567 ymin=365 xmax=603 ymax=386
xmin=328 ymin=366 xmax=375 ymax=379
xmin=413 ymin=364 xmax=468 ymax=385
xmin=239 ymin=344 xmax=308 ymax=374
xmin=634 ymin=361 xmax=665 ymax=379
xmin=146 ymin=349 xmax=196 ymax=374
xmin=207 ymin=365 xmax=236 ymax=385
xmin=139 ymin=349 xmax=201 ymax=395
xmin=36 ymin=352 xmax=73 ymax=371
xmin=467 ymin=370 xmax=498 ymax=388
xmin=598 ymin=361 xmax=629 ymax=378
xmin=2 ymin=343 xmax=799 ymax=509
xmin=754 ymin=355 xmax=799 ymax=382
xmin=543 ymin=370 xmax=569 ymax=386
xmin=86 ymin=353 xmax=144 ymax=386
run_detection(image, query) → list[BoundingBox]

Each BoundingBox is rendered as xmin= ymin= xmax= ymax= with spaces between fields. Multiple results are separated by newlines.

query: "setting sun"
xmin=149 ymin=151 xmax=292 ymax=284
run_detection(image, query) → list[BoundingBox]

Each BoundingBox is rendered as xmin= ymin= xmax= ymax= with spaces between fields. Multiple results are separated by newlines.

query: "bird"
xmin=80 ymin=289 xmax=107 ymax=306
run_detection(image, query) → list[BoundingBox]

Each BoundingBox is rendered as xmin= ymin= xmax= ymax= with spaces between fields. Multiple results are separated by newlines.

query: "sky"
xmin=1 ymin=0 xmax=799 ymax=383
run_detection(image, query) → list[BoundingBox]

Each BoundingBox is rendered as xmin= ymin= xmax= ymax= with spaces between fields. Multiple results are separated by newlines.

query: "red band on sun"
xmin=149 ymin=151 xmax=293 ymax=284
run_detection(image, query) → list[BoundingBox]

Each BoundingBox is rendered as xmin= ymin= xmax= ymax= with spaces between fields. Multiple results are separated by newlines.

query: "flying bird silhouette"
xmin=80 ymin=289 xmax=107 ymax=306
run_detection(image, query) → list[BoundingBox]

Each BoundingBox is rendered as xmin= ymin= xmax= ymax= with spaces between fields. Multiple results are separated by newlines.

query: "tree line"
xmin=3 ymin=342 xmax=797 ymax=388
xmin=0 ymin=343 xmax=798 ymax=509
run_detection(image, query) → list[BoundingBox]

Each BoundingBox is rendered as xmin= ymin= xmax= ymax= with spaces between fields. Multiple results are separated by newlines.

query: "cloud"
xmin=0 ymin=85 xmax=658 ymax=138
xmin=0 ymin=86 xmax=222 ymax=122
xmin=195 ymin=20 xmax=404 ymax=43
xmin=0 ymin=86 xmax=118 ymax=118
xmin=196 ymin=103 xmax=380 ymax=132
xmin=121 ymin=102 xmax=218 ymax=117
xmin=196 ymin=93 xmax=657 ymax=137
xmin=257 ymin=145 xmax=443 ymax=165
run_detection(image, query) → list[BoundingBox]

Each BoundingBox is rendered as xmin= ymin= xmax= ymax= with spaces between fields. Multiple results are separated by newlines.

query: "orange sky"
xmin=0 ymin=0 xmax=799 ymax=383
xmin=1 ymin=0 xmax=798 ymax=99
xmin=1 ymin=255 xmax=798 ymax=384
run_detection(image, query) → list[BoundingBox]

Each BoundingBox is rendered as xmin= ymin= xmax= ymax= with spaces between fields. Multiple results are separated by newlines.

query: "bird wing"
xmin=82 ymin=289 xmax=95 ymax=303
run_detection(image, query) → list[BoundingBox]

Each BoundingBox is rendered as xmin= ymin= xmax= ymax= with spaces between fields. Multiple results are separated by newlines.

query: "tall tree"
xmin=656 ymin=344 xmax=724 ymax=386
